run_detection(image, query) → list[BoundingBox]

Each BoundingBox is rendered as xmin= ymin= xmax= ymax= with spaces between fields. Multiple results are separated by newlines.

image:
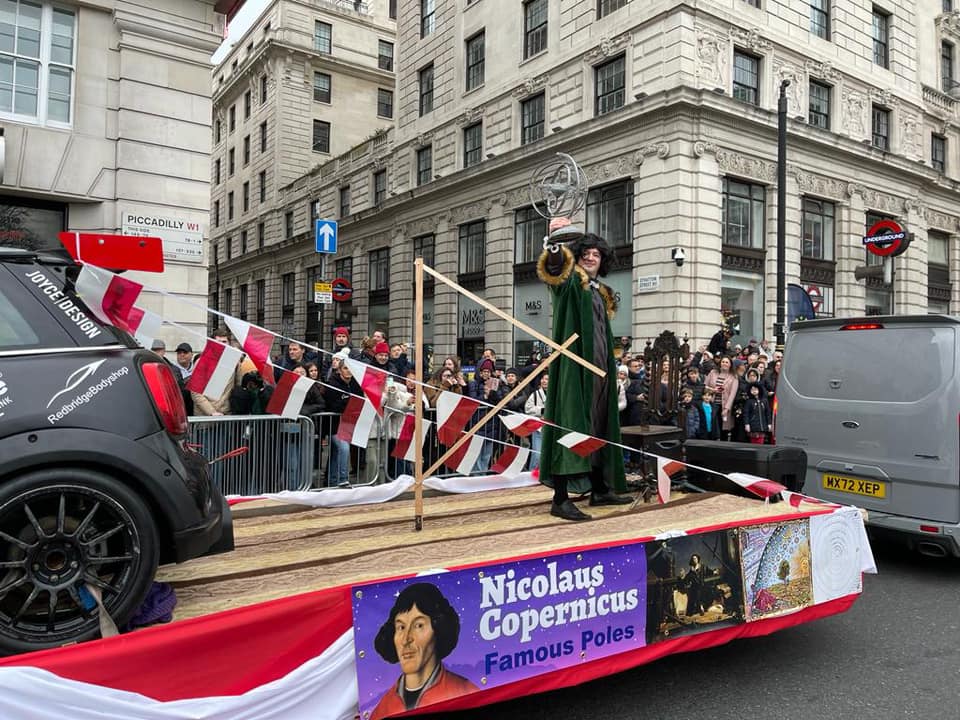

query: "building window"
xmin=285 ymin=211 xmax=294 ymax=239
xmin=335 ymin=257 xmax=353 ymax=282
xmin=932 ymin=134 xmax=947 ymax=172
xmin=0 ymin=3 xmax=76 ymax=123
xmin=243 ymin=90 xmax=251 ymax=118
xmin=416 ymin=145 xmax=432 ymax=186
xmin=309 ymin=199 xmax=319 ymax=226
xmin=240 ymin=229 xmax=248 ymax=254
xmin=523 ymin=0 xmax=547 ymax=59
xmin=595 ymin=54 xmax=625 ymax=116
xmin=369 ymin=248 xmax=390 ymax=291
xmin=515 ymin=206 xmax=548 ymax=264
xmin=421 ymin=0 xmax=435 ymax=38
xmin=282 ymin=272 xmax=295 ymax=310
xmin=419 ymin=64 xmax=434 ymax=116
xmin=722 ymin=178 xmax=765 ymax=249
xmin=463 ymin=122 xmax=482 ymax=168
xmin=314 ymin=21 xmax=332 ymax=54
xmin=872 ymin=7 xmax=889 ymax=68
xmin=255 ymin=279 xmax=265 ymax=325
xmin=259 ymin=170 xmax=266 ymax=202
xmin=227 ymin=191 xmax=234 ymax=221
xmin=243 ymin=135 xmax=250 ymax=165
xmin=260 ymin=74 xmax=267 ymax=103
xmin=378 ymin=40 xmax=394 ymax=71
xmin=225 ymin=237 xmax=232 ymax=261
xmin=929 ymin=231 xmax=949 ymax=267
xmin=733 ymin=51 xmax=760 ymax=105
xmin=597 ymin=0 xmax=628 ymax=19
xmin=809 ymin=0 xmax=829 ymax=39
xmin=257 ymin=222 xmax=265 ymax=249
xmin=942 ymin=41 xmax=955 ymax=92
xmin=871 ymin=105 xmax=889 ymax=150
xmin=377 ymin=88 xmax=393 ymax=118
xmin=223 ymin=287 xmax=232 ymax=315
xmin=313 ymin=72 xmax=331 ymax=103
xmin=373 ymin=169 xmax=386 ymax=205
xmin=928 ymin=230 xmax=950 ymax=313
xmin=414 ymin=233 xmax=435 ymax=267
xmin=801 ymin=197 xmax=834 ymax=260
xmin=229 ymin=104 xmax=236 ymax=132
xmin=458 ymin=220 xmax=486 ymax=274
xmin=521 ymin=92 xmax=545 ymax=145
xmin=313 ymin=119 xmax=330 ymax=153
xmin=260 ymin=120 xmax=267 ymax=152
xmin=238 ymin=284 xmax=248 ymax=320
xmin=945 ymin=1 xmax=954 ymax=12
xmin=465 ymin=31 xmax=485 ymax=91
xmin=389 ymin=0 xmax=396 ymax=19
xmin=214 ymin=158 xmax=221 ymax=184
xmin=808 ymin=80 xmax=830 ymax=129
xmin=242 ymin=181 xmax=250 ymax=212
xmin=213 ymin=200 xmax=220 ymax=227
xmin=586 ymin=180 xmax=633 ymax=248
xmin=334 ymin=187 xmax=348 ymax=218
xmin=228 ymin=147 xmax=235 ymax=175
xmin=215 ymin=120 xmax=221 ymax=143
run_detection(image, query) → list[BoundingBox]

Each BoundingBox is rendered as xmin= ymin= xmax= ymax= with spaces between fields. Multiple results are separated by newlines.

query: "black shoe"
xmin=550 ymin=500 xmax=592 ymax=521
xmin=589 ymin=492 xmax=632 ymax=506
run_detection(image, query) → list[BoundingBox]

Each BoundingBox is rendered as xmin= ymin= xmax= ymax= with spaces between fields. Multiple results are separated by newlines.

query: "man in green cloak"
xmin=536 ymin=220 xmax=631 ymax=521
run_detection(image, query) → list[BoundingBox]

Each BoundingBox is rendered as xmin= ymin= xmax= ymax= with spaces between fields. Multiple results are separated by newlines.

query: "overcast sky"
xmin=212 ymin=0 xmax=270 ymax=65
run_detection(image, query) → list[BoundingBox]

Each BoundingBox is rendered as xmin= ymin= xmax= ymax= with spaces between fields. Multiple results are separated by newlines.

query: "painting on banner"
xmin=738 ymin=520 xmax=812 ymax=621
xmin=644 ymin=530 xmax=745 ymax=643
xmin=352 ymin=544 xmax=647 ymax=719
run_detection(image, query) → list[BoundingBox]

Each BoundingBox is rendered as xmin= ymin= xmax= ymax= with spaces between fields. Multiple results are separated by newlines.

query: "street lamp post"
xmin=775 ymin=79 xmax=789 ymax=352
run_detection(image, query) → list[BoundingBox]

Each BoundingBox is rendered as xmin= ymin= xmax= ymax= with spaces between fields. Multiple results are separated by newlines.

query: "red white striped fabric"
xmin=727 ymin=472 xmax=786 ymax=500
xmin=390 ymin=414 xmax=431 ymax=462
xmin=336 ymin=396 xmax=378 ymax=447
xmin=443 ymin=434 xmax=485 ymax=475
xmin=557 ymin=431 xmax=606 ymax=457
xmin=490 ymin=444 xmax=530 ymax=478
xmin=225 ymin=317 xmax=276 ymax=384
xmin=266 ymin=371 xmax=316 ymax=418
xmin=780 ymin=490 xmax=841 ymax=509
xmin=74 ymin=265 xmax=143 ymax=332
xmin=436 ymin=391 xmax=480 ymax=446
xmin=500 ymin=412 xmax=545 ymax=437
xmin=656 ymin=457 xmax=685 ymax=504
xmin=344 ymin=358 xmax=387 ymax=415
xmin=128 ymin=307 xmax=163 ymax=349
xmin=186 ymin=340 xmax=243 ymax=398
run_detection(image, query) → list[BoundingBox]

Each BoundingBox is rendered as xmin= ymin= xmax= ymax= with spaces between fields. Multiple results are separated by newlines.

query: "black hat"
xmin=506 ymin=367 xmax=520 ymax=376
xmin=175 ymin=342 xmax=193 ymax=353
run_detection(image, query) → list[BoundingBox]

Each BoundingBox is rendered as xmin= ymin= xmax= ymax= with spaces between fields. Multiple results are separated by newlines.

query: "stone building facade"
xmin=213 ymin=0 xmax=960 ymax=367
xmin=209 ymin=0 xmax=396 ymax=343
xmin=0 ymin=0 xmax=229 ymax=342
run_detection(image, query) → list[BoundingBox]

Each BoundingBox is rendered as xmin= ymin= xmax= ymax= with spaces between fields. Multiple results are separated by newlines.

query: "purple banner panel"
xmin=352 ymin=543 xmax=647 ymax=720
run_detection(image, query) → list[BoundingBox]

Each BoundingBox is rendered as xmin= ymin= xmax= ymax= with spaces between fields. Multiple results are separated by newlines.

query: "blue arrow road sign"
xmin=315 ymin=219 xmax=338 ymax=253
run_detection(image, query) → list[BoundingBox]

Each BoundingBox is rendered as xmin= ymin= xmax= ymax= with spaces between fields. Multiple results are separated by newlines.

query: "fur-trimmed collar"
xmin=537 ymin=247 xmax=617 ymax=319
xmin=572 ymin=265 xmax=618 ymax=320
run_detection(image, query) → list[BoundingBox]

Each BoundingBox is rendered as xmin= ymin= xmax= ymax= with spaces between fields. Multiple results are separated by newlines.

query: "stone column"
xmin=483 ymin=198 xmax=514 ymax=363
xmin=768 ymin=171 xmax=802 ymax=338
xmin=951 ymin=234 xmax=960 ymax=314
xmin=835 ymin=186 xmax=865 ymax=317
xmin=389 ymin=224 xmax=413 ymax=344
xmin=895 ymin=201 xmax=927 ymax=314
xmin=432 ymin=215 xmax=457 ymax=361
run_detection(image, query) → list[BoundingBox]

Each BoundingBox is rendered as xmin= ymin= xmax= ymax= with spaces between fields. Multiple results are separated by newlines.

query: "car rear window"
xmin=0 ymin=286 xmax=40 ymax=349
xmin=784 ymin=326 xmax=955 ymax=402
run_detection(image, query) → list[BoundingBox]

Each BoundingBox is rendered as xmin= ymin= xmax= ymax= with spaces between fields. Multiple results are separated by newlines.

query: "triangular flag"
xmin=436 ymin=391 xmax=480 ymax=446
xmin=265 ymin=370 xmax=316 ymax=419
xmin=656 ymin=457 xmax=685 ymax=504
xmin=557 ymin=431 xmax=606 ymax=457
xmin=727 ymin=472 xmax=786 ymax=500
xmin=391 ymin=414 xmax=432 ymax=462
xmin=74 ymin=265 xmax=143 ymax=332
xmin=443 ymin=434 xmax=485 ymax=475
xmin=336 ymin=396 xmax=378 ymax=447
xmin=500 ymin=412 xmax=545 ymax=438
xmin=780 ymin=490 xmax=840 ymax=509
xmin=186 ymin=340 xmax=243 ymax=398
xmin=344 ymin=358 xmax=388 ymax=416
xmin=490 ymin=444 xmax=530 ymax=478
xmin=225 ymin=317 xmax=276 ymax=384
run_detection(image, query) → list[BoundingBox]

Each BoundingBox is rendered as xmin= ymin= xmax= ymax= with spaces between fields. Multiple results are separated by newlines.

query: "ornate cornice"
xmin=695 ymin=28 xmax=728 ymax=89
xmin=804 ymin=59 xmax=839 ymax=83
xmin=729 ymin=26 xmax=771 ymax=53
xmin=693 ymin=140 xmax=718 ymax=157
xmin=789 ymin=167 xmax=848 ymax=201
xmin=870 ymin=88 xmax=897 ymax=107
xmin=449 ymin=199 xmax=490 ymax=224
xmin=457 ymin=105 xmax=485 ymax=127
xmin=584 ymin=152 xmax=640 ymax=184
xmin=716 ymin=149 xmax=776 ymax=182
xmin=634 ymin=142 xmax=670 ymax=164
xmin=847 ymin=184 xmax=905 ymax=214
xmin=415 ymin=132 xmax=433 ymax=148
xmin=512 ymin=74 xmax=549 ymax=99
xmin=925 ymin=207 xmax=960 ymax=232
xmin=583 ymin=32 xmax=631 ymax=64
xmin=936 ymin=11 xmax=960 ymax=39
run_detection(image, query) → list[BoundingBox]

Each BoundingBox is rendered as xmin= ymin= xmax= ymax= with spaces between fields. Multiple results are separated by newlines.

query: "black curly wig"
xmin=373 ymin=583 xmax=461 ymax=663
xmin=570 ymin=232 xmax=616 ymax=278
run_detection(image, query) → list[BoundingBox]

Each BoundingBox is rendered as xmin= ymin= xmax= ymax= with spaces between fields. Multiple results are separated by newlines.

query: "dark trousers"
xmin=553 ymin=465 xmax=610 ymax=504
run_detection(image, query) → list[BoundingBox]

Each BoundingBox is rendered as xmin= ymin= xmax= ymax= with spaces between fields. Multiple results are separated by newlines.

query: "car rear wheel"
xmin=0 ymin=468 xmax=159 ymax=655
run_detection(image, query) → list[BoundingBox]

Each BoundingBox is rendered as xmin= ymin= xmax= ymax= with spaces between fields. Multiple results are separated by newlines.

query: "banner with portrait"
xmin=351 ymin=543 xmax=647 ymax=719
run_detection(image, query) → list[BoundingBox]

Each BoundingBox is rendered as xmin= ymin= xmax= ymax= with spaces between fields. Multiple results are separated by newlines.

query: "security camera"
xmin=671 ymin=247 xmax=686 ymax=267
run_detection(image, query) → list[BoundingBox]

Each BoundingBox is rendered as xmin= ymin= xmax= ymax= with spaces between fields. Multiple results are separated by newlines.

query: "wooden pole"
xmin=414 ymin=258 xmax=425 ymax=531
xmin=423 ymin=335 xmax=576 ymax=479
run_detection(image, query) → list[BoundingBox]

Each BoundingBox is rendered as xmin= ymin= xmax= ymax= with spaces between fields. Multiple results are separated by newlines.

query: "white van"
xmin=776 ymin=315 xmax=960 ymax=557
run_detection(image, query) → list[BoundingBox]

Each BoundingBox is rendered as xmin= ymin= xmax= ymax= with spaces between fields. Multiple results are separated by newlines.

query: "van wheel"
xmin=0 ymin=469 xmax=159 ymax=655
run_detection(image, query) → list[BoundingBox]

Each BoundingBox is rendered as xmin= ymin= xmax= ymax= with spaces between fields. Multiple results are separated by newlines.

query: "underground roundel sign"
xmin=331 ymin=277 xmax=353 ymax=302
xmin=863 ymin=219 xmax=911 ymax=257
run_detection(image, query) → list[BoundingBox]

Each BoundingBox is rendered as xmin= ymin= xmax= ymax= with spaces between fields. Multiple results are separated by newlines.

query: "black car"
xmin=0 ymin=248 xmax=233 ymax=655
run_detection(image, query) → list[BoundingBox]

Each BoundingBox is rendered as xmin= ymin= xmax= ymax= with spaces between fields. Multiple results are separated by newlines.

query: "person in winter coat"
xmin=704 ymin=356 xmax=738 ymax=440
xmin=229 ymin=371 xmax=273 ymax=415
xmin=324 ymin=361 xmax=362 ymax=487
xmin=679 ymin=389 xmax=698 ymax=440
xmin=694 ymin=388 xmax=721 ymax=440
xmin=524 ymin=373 xmax=549 ymax=471
xmin=466 ymin=358 xmax=505 ymax=472
xmin=681 ymin=365 xmax=705 ymax=404
xmin=743 ymin=381 xmax=772 ymax=444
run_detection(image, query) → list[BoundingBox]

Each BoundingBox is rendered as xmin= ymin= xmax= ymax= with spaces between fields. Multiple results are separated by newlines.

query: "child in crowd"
xmin=743 ymin=381 xmax=772 ymax=444
xmin=695 ymin=387 xmax=720 ymax=440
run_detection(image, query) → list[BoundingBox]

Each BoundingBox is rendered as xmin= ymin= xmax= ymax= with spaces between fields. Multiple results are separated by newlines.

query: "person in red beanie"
xmin=322 ymin=326 xmax=358 ymax=380
xmin=367 ymin=341 xmax=391 ymax=371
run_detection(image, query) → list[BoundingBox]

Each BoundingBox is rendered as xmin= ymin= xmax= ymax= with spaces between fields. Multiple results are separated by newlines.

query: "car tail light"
xmin=840 ymin=323 xmax=884 ymax=331
xmin=919 ymin=525 xmax=941 ymax=534
xmin=141 ymin=361 xmax=189 ymax=436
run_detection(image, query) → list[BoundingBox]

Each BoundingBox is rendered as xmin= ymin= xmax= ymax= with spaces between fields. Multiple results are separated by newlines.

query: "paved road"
xmin=427 ymin=535 xmax=960 ymax=720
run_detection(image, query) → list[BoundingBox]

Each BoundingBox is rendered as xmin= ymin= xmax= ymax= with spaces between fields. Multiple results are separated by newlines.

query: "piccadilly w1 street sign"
xmin=315 ymin=219 xmax=338 ymax=253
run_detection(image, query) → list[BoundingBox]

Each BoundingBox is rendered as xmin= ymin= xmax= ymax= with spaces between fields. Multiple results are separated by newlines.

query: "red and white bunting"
xmin=225 ymin=317 xmax=276 ymax=384
xmin=186 ymin=340 xmax=243 ymax=398
xmin=656 ymin=457 xmax=685 ymax=504
xmin=443 ymin=434 xmax=485 ymax=476
xmin=500 ymin=412 xmax=545 ymax=438
xmin=344 ymin=358 xmax=388 ymax=416
xmin=74 ymin=265 xmax=143 ymax=332
xmin=727 ymin=472 xmax=786 ymax=500
xmin=128 ymin=307 xmax=163 ymax=350
xmin=780 ymin=490 xmax=841 ymax=509
xmin=390 ymin=414 xmax=432 ymax=462
xmin=490 ymin=444 xmax=530 ymax=478
xmin=336 ymin=396 xmax=378 ymax=447
xmin=266 ymin=371 xmax=316 ymax=419
xmin=436 ymin=391 xmax=481 ymax=446
xmin=557 ymin=431 xmax=606 ymax=457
